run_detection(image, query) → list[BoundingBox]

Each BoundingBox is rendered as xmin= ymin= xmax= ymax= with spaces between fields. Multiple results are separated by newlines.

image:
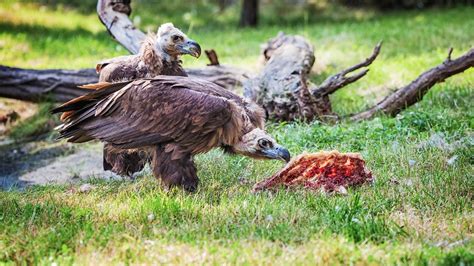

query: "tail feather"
xmin=51 ymin=81 xmax=130 ymax=115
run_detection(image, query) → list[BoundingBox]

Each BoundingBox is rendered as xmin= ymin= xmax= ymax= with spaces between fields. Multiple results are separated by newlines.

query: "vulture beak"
xmin=179 ymin=39 xmax=201 ymax=58
xmin=262 ymin=145 xmax=291 ymax=163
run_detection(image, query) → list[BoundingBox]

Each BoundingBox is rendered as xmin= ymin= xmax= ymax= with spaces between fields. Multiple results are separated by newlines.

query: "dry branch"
xmin=97 ymin=0 xmax=145 ymax=54
xmin=351 ymin=47 xmax=474 ymax=121
xmin=312 ymin=42 xmax=382 ymax=97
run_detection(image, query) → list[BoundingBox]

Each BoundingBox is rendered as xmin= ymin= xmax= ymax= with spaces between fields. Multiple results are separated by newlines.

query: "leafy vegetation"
xmin=0 ymin=1 xmax=473 ymax=264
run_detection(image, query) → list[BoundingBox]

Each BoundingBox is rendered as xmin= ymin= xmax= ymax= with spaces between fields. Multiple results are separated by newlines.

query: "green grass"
xmin=8 ymin=102 xmax=57 ymax=140
xmin=0 ymin=1 xmax=473 ymax=265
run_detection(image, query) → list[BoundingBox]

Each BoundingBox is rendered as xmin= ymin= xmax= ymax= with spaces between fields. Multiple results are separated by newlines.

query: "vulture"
xmin=96 ymin=22 xmax=201 ymax=81
xmin=53 ymin=76 xmax=290 ymax=191
xmin=91 ymin=22 xmax=201 ymax=176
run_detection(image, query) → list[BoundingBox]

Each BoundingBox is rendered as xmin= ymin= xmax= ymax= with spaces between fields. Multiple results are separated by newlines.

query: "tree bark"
xmin=97 ymin=0 xmax=144 ymax=54
xmin=239 ymin=0 xmax=258 ymax=27
xmin=0 ymin=66 xmax=97 ymax=102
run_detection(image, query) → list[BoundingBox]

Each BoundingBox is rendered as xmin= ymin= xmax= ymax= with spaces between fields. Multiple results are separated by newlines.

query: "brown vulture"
xmin=91 ymin=22 xmax=201 ymax=177
xmin=53 ymin=76 xmax=290 ymax=191
xmin=96 ymin=22 xmax=201 ymax=82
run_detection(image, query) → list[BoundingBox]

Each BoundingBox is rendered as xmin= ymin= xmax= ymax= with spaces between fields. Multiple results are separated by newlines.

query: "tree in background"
xmin=239 ymin=0 xmax=259 ymax=27
xmin=340 ymin=0 xmax=474 ymax=9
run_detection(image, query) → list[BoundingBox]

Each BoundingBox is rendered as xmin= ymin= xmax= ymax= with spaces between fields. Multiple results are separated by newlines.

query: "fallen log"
xmin=1 ymin=0 xmax=472 ymax=123
xmin=0 ymin=63 xmax=248 ymax=103
xmin=0 ymin=66 xmax=97 ymax=102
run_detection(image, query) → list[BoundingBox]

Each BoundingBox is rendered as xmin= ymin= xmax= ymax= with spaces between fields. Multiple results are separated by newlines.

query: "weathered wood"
xmin=205 ymin=50 xmax=220 ymax=66
xmin=311 ymin=42 xmax=382 ymax=97
xmin=350 ymin=48 xmax=474 ymax=121
xmin=244 ymin=33 xmax=380 ymax=121
xmin=0 ymin=66 xmax=97 ymax=102
xmin=97 ymin=0 xmax=145 ymax=54
xmin=244 ymin=33 xmax=321 ymax=121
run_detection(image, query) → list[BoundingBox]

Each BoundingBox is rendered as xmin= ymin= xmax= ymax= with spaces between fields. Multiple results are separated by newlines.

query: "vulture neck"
xmin=157 ymin=45 xmax=180 ymax=63
xmin=138 ymin=34 xmax=167 ymax=75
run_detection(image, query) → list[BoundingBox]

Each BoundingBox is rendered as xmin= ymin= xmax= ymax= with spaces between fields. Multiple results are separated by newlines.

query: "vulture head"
xmin=156 ymin=23 xmax=201 ymax=59
xmin=230 ymin=128 xmax=291 ymax=163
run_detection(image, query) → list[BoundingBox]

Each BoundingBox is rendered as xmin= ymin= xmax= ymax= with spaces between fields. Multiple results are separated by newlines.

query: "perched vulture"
xmin=53 ymin=76 xmax=290 ymax=191
xmin=96 ymin=22 xmax=201 ymax=82
xmin=92 ymin=22 xmax=201 ymax=176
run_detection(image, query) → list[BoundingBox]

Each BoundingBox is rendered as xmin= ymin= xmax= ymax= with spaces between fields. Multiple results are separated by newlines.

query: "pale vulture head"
xmin=156 ymin=23 xmax=201 ymax=59
xmin=231 ymin=128 xmax=291 ymax=162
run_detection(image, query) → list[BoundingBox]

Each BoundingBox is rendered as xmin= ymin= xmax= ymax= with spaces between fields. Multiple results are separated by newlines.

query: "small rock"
xmin=389 ymin=178 xmax=400 ymax=185
xmin=238 ymin=176 xmax=250 ymax=184
xmin=147 ymin=213 xmax=155 ymax=222
xmin=265 ymin=215 xmax=273 ymax=222
xmin=335 ymin=186 xmax=348 ymax=195
xmin=391 ymin=141 xmax=400 ymax=152
xmin=79 ymin=183 xmax=95 ymax=193
xmin=404 ymin=179 xmax=413 ymax=187
xmin=408 ymin=160 xmax=416 ymax=167
xmin=447 ymin=155 xmax=458 ymax=166
xmin=144 ymin=240 xmax=155 ymax=245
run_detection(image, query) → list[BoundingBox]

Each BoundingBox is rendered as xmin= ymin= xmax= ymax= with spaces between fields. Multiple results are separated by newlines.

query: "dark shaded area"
xmin=0 ymin=141 xmax=74 ymax=189
xmin=340 ymin=0 xmax=474 ymax=9
xmin=239 ymin=0 xmax=258 ymax=27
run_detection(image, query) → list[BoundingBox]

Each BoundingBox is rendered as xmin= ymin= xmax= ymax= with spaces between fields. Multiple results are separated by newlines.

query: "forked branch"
xmin=350 ymin=47 xmax=474 ymax=121
xmin=312 ymin=42 xmax=382 ymax=97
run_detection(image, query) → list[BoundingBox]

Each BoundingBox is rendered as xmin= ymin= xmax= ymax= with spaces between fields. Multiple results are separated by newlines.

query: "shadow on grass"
xmin=0 ymin=142 xmax=74 ymax=189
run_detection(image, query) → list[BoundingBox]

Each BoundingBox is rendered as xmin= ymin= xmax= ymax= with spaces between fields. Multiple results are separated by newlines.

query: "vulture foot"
xmin=152 ymin=146 xmax=199 ymax=192
xmin=103 ymin=144 xmax=148 ymax=177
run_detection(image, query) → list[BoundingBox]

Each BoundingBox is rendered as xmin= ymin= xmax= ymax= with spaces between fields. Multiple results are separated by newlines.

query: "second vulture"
xmin=53 ymin=76 xmax=290 ymax=191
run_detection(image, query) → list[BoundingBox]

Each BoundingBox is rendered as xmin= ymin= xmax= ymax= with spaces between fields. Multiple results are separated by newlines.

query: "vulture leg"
xmin=103 ymin=144 xmax=148 ymax=176
xmin=151 ymin=146 xmax=199 ymax=192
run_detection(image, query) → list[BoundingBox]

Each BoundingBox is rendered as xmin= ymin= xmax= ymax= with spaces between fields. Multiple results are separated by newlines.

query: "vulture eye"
xmin=258 ymin=139 xmax=272 ymax=148
xmin=172 ymin=35 xmax=183 ymax=42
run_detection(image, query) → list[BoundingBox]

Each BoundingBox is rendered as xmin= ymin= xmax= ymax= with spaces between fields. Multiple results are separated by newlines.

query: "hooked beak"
xmin=179 ymin=39 xmax=201 ymax=58
xmin=262 ymin=145 xmax=291 ymax=163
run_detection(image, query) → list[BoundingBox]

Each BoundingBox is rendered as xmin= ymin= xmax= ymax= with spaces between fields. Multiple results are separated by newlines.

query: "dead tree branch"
xmin=312 ymin=42 xmax=382 ymax=97
xmin=350 ymin=47 xmax=474 ymax=121
xmin=97 ymin=0 xmax=145 ymax=54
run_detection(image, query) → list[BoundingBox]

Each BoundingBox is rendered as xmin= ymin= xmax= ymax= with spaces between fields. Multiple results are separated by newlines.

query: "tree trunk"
xmin=239 ymin=0 xmax=258 ymax=27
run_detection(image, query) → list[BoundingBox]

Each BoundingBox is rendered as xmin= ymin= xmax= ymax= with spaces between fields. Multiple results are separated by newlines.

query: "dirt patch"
xmin=0 ymin=140 xmax=123 ymax=190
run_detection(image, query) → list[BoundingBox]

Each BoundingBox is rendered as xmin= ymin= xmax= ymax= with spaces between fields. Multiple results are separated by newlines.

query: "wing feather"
xmin=56 ymin=77 xmax=235 ymax=151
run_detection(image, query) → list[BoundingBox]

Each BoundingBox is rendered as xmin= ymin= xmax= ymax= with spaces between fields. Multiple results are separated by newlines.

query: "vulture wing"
xmin=56 ymin=77 xmax=234 ymax=150
xmin=95 ymin=55 xmax=135 ymax=73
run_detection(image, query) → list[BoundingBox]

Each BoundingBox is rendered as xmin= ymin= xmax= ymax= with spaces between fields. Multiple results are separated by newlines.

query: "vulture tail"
xmin=51 ymin=81 xmax=131 ymax=115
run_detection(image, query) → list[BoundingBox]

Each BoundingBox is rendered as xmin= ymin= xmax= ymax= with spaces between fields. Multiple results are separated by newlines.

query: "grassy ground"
xmin=1 ymin=1 xmax=473 ymax=264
